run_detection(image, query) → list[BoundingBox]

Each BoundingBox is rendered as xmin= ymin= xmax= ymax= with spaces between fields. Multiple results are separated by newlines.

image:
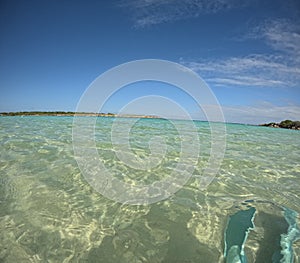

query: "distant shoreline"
xmin=1 ymin=112 xmax=299 ymax=130
xmin=0 ymin=111 xmax=160 ymax=119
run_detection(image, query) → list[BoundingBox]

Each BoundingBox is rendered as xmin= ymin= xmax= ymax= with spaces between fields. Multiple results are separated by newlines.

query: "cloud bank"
xmin=181 ymin=53 xmax=300 ymax=88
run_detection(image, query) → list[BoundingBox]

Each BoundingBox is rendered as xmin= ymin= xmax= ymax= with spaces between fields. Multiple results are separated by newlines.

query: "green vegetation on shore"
xmin=0 ymin=111 xmax=159 ymax=119
xmin=260 ymin=120 xmax=300 ymax=130
xmin=0 ymin=111 xmax=113 ymax=116
xmin=0 ymin=111 xmax=78 ymax=116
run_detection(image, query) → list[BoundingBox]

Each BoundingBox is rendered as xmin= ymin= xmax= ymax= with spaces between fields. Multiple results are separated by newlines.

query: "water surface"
xmin=0 ymin=116 xmax=299 ymax=262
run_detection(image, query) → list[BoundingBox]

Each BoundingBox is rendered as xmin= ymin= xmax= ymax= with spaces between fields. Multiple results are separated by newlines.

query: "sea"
xmin=0 ymin=116 xmax=299 ymax=262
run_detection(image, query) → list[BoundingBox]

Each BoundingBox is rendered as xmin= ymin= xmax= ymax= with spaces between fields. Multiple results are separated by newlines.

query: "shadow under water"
xmin=254 ymin=211 xmax=289 ymax=262
xmin=87 ymin=203 xmax=219 ymax=263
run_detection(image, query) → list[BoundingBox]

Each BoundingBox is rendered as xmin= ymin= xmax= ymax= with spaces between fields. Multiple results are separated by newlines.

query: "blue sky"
xmin=0 ymin=0 xmax=299 ymax=124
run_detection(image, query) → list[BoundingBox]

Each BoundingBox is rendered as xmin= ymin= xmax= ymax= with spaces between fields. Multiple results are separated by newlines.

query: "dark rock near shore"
xmin=260 ymin=120 xmax=300 ymax=130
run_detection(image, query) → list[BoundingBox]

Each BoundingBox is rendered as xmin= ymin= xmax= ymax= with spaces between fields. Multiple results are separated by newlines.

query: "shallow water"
xmin=0 ymin=116 xmax=299 ymax=262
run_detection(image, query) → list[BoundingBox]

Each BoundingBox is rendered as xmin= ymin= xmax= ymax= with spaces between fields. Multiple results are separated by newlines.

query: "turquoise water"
xmin=0 ymin=116 xmax=299 ymax=262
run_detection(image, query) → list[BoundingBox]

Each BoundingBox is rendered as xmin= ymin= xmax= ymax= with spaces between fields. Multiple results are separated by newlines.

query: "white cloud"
xmin=121 ymin=0 xmax=248 ymax=27
xmin=249 ymin=19 xmax=300 ymax=63
xmin=191 ymin=102 xmax=300 ymax=124
xmin=223 ymin=104 xmax=300 ymax=124
xmin=207 ymin=77 xmax=286 ymax=87
xmin=181 ymin=19 xmax=300 ymax=88
xmin=181 ymin=54 xmax=300 ymax=88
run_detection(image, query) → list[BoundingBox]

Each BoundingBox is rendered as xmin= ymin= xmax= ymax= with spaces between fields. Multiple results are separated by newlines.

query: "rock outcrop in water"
xmin=260 ymin=120 xmax=300 ymax=130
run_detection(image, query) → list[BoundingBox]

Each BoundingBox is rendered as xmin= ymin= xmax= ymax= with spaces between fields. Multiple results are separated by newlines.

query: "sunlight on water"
xmin=0 ymin=116 xmax=299 ymax=262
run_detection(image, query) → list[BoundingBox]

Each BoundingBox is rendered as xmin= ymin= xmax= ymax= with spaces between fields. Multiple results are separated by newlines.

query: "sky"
xmin=0 ymin=0 xmax=299 ymax=124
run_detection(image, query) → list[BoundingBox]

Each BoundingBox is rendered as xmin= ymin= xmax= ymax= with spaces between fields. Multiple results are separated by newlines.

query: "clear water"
xmin=0 ymin=116 xmax=299 ymax=262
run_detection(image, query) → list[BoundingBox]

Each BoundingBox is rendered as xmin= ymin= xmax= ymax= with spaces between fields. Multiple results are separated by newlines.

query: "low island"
xmin=0 ymin=111 xmax=160 ymax=119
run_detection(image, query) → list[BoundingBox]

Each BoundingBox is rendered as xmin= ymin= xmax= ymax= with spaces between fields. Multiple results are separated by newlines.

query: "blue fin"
xmin=278 ymin=207 xmax=300 ymax=263
xmin=224 ymin=207 xmax=256 ymax=263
